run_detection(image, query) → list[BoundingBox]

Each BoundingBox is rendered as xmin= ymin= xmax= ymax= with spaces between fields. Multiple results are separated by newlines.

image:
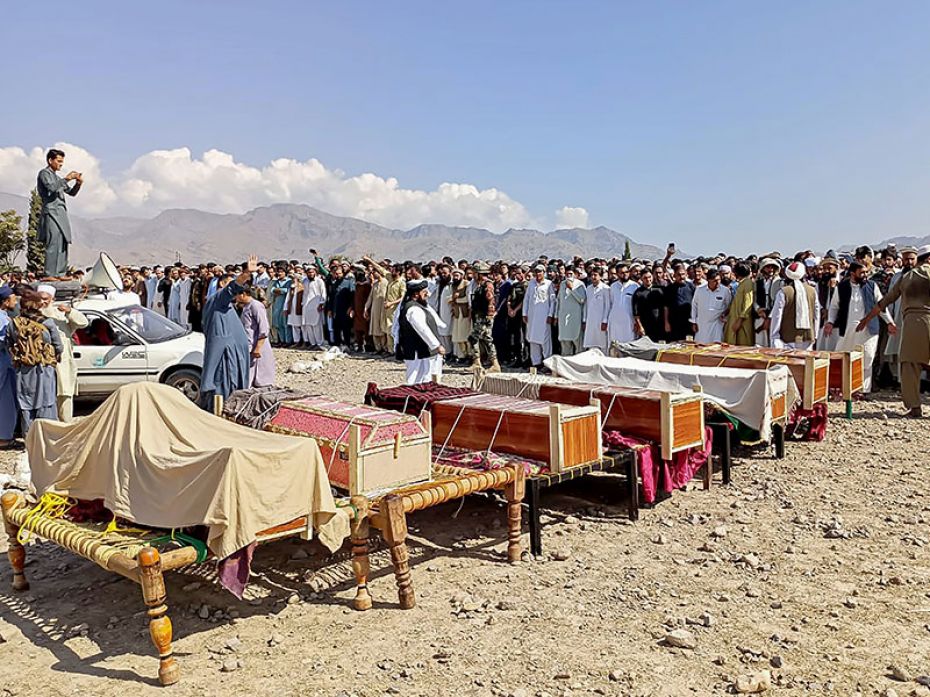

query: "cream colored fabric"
xmin=26 ymin=382 xmax=349 ymax=559
xmin=42 ymin=305 xmax=89 ymax=397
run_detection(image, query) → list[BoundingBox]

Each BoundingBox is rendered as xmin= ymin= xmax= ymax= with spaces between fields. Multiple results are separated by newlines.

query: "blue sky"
xmin=3 ymin=1 xmax=930 ymax=253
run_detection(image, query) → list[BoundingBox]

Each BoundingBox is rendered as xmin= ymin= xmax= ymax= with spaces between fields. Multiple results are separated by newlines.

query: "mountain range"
xmin=0 ymin=191 xmax=667 ymax=267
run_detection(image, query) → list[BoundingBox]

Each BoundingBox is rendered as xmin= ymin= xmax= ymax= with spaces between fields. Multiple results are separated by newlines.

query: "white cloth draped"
xmin=544 ymin=349 xmax=798 ymax=441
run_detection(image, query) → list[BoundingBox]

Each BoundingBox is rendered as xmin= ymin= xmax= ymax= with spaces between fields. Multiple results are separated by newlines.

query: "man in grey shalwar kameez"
xmin=37 ymin=149 xmax=83 ymax=277
xmin=235 ymin=288 xmax=276 ymax=388
xmin=199 ymin=257 xmax=259 ymax=410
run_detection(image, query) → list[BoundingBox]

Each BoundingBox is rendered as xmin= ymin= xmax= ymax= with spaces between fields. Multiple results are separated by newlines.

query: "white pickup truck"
xmin=71 ymin=297 xmax=204 ymax=402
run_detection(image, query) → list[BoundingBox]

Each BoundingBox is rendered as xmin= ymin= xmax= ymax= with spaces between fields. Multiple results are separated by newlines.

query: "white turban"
xmin=784 ymin=262 xmax=811 ymax=331
xmin=36 ymin=284 xmax=56 ymax=298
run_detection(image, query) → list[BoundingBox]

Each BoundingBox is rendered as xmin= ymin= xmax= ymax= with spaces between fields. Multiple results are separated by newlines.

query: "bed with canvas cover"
xmin=2 ymin=383 xmax=525 ymax=686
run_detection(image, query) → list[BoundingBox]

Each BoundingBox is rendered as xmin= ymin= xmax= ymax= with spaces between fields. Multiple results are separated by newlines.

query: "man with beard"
xmin=234 ymin=284 xmax=275 ymax=387
xmin=663 ymin=263 xmax=695 ymax=341
xmin=582 ymin=266 xmax=610 ymax=352
xmin=753 ymin=258 xmax=782 ymax=346
xmin=199 ymin=257 xmax=257 ymax=410
xmin=468 ymin=262 xmax=501 ymax=372
xmin=397 ymin=279 xmax=446 ymax=384
xmin=505 ymin=265 xmax=528 ymax=367
xmin=607 ymin=262 xmax=638 ymax=354
xmin=816 ymin=256 xmax=840 ymax=350
xmin=330 ymin=265 xmax=356 ymax=349
xmin=882 ymin=246 xmax=918 ymax=382
xmin=632 ymin=268 xmax=665 ymax=341
xmin=723 ymin=263 xmax=755 ymax=346
xmin=825 ymin=260 xmax=892 ymax=392
xmin=770 ymin=261 xmax=820 ymax=350
xmin=188 ymin=266 xmax=208 ymax=333
xmin=859 ymin=245 xmax=930 ymax=417
xmin=269 ymin=266 xmax=292 ymax=346
xmin=522 ymin=264 xmax=556 ymax=368
xmin=556 ymin=267 xmax=586 ymax=354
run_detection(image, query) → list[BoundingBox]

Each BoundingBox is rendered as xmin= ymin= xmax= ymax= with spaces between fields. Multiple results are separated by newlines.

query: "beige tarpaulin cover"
xmin=26 ymin=383 xmax=349 ymax=559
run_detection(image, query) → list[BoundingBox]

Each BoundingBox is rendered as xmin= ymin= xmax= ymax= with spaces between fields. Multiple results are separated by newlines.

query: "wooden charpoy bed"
xmin=655 ymin=343 xmax=830 ymax=411
xmin=2 ymin=463 xmax=524 ymax=686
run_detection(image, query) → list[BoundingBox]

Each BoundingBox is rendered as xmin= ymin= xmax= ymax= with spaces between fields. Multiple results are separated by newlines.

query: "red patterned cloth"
xmin=786 ymin=402 xmax=828 ymax=441
xmin=603 ymin=426 xmax=713 ymax=504
xmin=432 ymin=444 xmax=547 ymax=476
xmin=365 ymin=382 xmax=480 ymax=416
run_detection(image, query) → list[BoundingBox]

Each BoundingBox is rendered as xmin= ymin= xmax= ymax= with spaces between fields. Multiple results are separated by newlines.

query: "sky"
xmin=2 ymin=1 xmax=930 ymax=253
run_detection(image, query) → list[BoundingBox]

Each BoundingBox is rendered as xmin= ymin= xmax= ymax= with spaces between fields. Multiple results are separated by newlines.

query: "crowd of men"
xmin=70 ymin=240 xmax=925 ymax=418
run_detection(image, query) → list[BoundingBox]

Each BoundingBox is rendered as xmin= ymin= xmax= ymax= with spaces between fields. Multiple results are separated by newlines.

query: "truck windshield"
xmin=108 ymin=305 xmax=189 ymax=343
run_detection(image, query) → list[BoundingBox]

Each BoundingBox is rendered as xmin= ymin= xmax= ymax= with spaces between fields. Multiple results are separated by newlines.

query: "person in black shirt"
xmin=663 ymin=264 xmax=695 ymax=341
xmin=632 ymin=268 xmax=666 ymax=340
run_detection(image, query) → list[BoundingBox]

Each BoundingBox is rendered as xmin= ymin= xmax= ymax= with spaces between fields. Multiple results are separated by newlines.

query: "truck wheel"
xmin=164 ymin=368 xmax=201 ymax=403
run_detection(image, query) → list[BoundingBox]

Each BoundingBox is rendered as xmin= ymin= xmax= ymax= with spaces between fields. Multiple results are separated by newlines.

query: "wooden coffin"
xmin=268 ymin=397 xmax=432 ymax=496
xmin=656 ymin=343 xmax=829 ymax=410
xmin=477 ymin=373 xmax=704 ymax=460
xmin=828 ymin=347 xmax=865 ymax=401
xmin=431 ymin=394 xmax=602 ymax=473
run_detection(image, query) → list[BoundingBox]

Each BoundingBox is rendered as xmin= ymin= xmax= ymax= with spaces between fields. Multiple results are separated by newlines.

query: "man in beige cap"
xmin=858 ymin=245 xmax=930 ymax=417
xmin=753 ymin=257 xmax=783 ymax=346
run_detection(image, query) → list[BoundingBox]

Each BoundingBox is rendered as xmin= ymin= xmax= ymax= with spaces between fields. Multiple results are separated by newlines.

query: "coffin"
xmin=827 ymin=347 xmax=865 ymax=401
xmin=431 ymin=393 xmax=602 ymax=473
xmin=656 ymin=343 xmax=829 ymax=410
xmin=267 ymin=397 xmax=433 ymax=496
xmin=477 ymin=373 xmax=704 ymax=461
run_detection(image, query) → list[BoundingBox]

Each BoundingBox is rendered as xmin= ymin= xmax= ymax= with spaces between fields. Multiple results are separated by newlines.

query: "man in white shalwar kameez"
xmin=302 ymin=266 xmax=327 ymax=348
xmin=607 ymin=264 xmax=638 ymax=355
xmin=770 ymin=261 xmax=820 ymax=349
xmin=582 ymin=268 xmax=611 ymax=352
xmin=690 ymin=269 xmax=731 ymax=344
xmin=522 ymin=264 xmax=556 ymax=367
xmin=825 ymin=260 xmax=892 ymax=392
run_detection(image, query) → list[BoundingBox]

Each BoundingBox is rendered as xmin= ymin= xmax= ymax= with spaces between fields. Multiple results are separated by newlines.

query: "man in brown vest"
xmin=769 ymin=261 xmax=820 ymax=349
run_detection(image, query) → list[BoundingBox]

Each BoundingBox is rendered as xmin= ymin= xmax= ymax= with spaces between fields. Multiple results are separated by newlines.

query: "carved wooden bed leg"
xmin=349 ymin=495 xmax=372 ymax=611
xmin=504 ymin=465 xmax=525 ymax=563
xmin=1 ymin=492 xmax=29 ymax=591
xmin=381 ymin=495 xmax=415 ymax=609
xmin=138 ymin=547 xmax=180 ymax=686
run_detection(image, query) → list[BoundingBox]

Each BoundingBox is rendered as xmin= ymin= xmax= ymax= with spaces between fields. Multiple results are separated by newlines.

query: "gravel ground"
xmin=1 ymin=348 xmax=929 ymax=697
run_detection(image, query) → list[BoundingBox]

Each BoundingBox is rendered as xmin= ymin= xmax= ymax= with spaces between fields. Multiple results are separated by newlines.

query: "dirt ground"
xmin=1 ymin=349 xmax=929 ymax=697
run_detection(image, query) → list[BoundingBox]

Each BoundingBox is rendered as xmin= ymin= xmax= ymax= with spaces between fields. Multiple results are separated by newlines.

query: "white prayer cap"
xmin=718 ymin=264 xmax=732 ymax=273
xmin=804 ymin=257 xmax=819 ymax=268
xmin=784 ymin=261 xmax=806 ymax=281
xmin=36 ymin=284 xmax=56 ymax=298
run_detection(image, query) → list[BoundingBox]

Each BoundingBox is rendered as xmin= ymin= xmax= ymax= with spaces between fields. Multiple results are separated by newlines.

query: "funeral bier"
xmin=431 ymin=393 xmax=602 ymax=473
xmin=656 ymin=343 xmax=829 ymax=410
xmin=476 ymin=373 xmax=704 ymax=460
xmin=267 ymin=397 xmax=432 ymax=496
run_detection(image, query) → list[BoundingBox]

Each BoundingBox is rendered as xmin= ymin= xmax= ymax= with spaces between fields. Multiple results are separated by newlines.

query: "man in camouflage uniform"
xmin=468 ymin=262 xmax=501 ymax=372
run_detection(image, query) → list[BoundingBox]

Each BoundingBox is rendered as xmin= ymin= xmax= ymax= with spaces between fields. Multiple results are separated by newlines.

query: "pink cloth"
xmin=218 ymin=542 xmax=257 ymax=598
xmin=604 ymin=426 xmax=713 ymax=504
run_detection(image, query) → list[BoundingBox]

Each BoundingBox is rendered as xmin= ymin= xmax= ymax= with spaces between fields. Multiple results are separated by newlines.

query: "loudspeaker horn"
xmin=87 ymin=252 xmax=122 ymax=290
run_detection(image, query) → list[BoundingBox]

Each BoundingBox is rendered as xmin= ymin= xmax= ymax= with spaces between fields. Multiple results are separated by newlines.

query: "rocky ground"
xmin=1 ymin=348 xmax=929 ymax=697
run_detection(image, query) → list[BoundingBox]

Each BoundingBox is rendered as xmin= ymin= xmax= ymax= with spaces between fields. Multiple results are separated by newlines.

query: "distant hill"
xmin=0 ymin=194 xmax=669 ymax=267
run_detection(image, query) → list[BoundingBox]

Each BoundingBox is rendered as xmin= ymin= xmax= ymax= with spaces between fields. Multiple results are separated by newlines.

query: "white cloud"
xmin=0 ymin=143 xmax=575 ymax=232
xmin=555 ymin=205 xmax=590 ymax=229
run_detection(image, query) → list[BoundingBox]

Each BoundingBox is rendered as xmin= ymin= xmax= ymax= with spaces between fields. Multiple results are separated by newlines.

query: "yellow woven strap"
xmin=17 ymin=493 xmax=73 ymax=545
